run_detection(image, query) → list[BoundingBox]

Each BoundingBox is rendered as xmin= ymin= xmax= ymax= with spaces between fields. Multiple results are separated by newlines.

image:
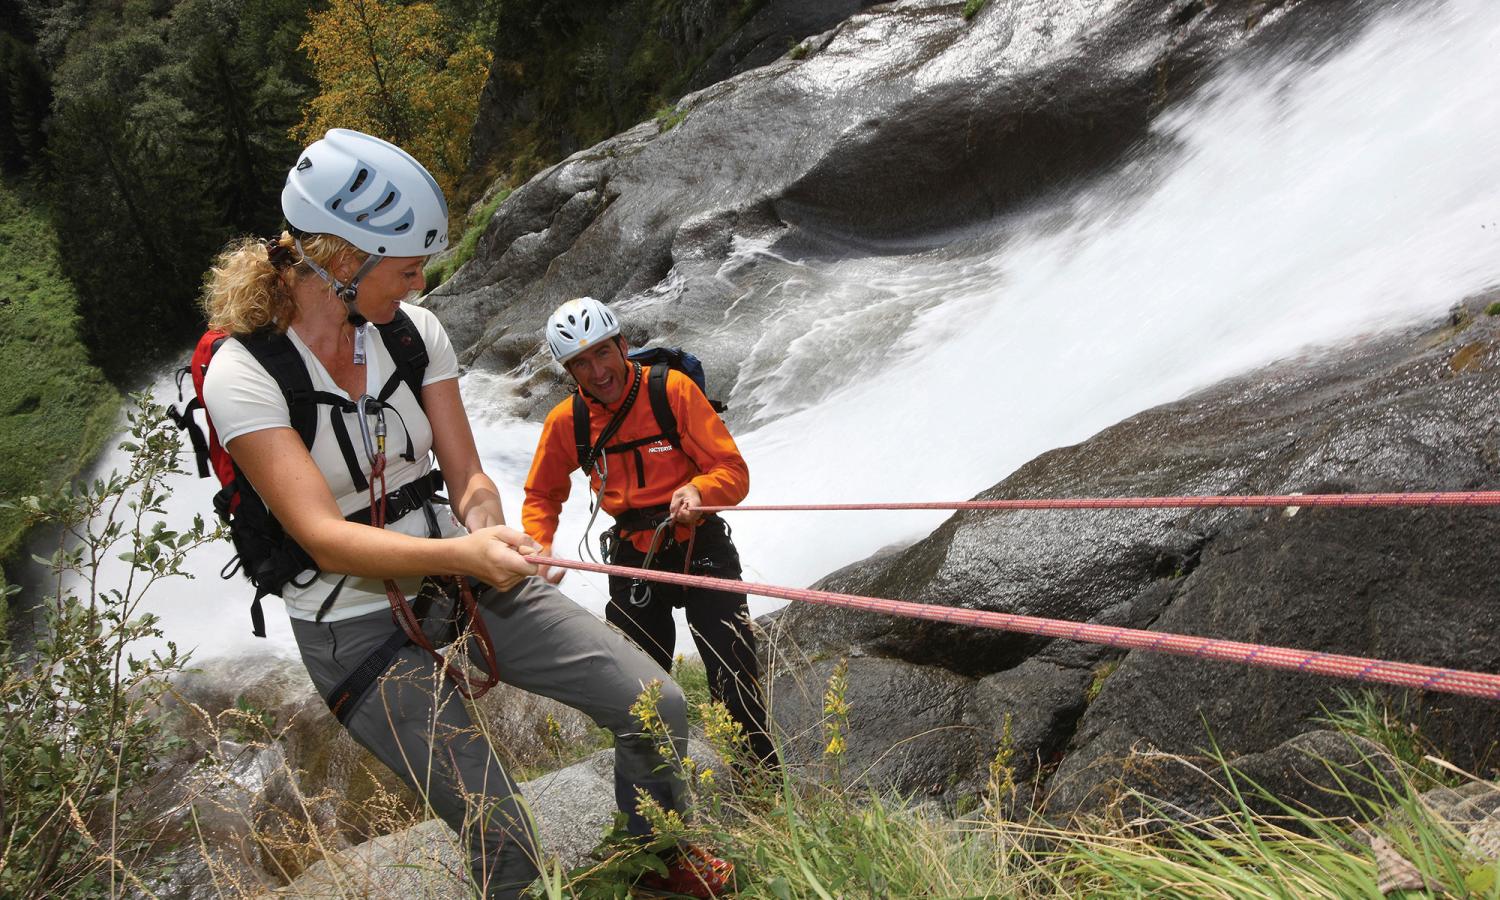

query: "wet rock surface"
xmin=768 ymin=295 xmax=1500 ymax=815
xmin=432 ymin=0 xmax=1373 ymax=421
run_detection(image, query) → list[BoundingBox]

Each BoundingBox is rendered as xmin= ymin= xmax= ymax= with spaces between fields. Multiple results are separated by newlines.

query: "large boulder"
xmin=766 ymin=294 xmax=1500 ymax=815
xmin=430 ymin=0 xmax=1372 ymax=421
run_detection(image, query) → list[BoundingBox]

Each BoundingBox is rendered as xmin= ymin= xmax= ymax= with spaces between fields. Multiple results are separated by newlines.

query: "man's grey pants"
xmin=291 ymin=577 xmax=689 ymax=899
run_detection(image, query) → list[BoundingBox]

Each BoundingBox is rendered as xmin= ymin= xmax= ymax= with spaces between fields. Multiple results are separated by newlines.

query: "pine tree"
xmin=2 ymin=34 xmax=50 ymax=173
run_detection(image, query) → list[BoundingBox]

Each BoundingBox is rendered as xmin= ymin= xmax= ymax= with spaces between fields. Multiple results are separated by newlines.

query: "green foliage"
xmin=0 ymin=181 xmax=119 ymax=571
xmin=653 ymin=102 xmax=687 ymax=133
xmin=31 ymin=0 xmax=314 ymax=382
xmin=1485 ymin=301 xmax=1500 ymax=317
xmin=423 ymin=187 xmax=511 ymax=288
xmin=1084 ymin=660 xmax=1119 ymax=704
xmin=478 ymin=0 xmax=766 ymax=190
xmin=0 ymin=32 xmax=51 ymax=174
xmin=295 ymin=0 xmax=492 ymax=200
xmin=962 ymin=0 xmax=990 ymax=20
xmin=673 ymin=653 xmax=711 ymax=726
xmin=1318 ymin=688 xmax=1467 ymax=787
xmin=0 ymin=396 xmax=212 ymax=897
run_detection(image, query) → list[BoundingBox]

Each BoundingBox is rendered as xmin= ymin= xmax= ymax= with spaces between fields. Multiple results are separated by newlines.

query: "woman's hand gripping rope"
xmin=461 ymin=525 xmax=543 ymax=592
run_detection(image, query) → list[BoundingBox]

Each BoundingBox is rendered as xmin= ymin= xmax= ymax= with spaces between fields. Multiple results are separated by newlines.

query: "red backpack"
xmin=172 ymin=330 xmax=235 ymax=487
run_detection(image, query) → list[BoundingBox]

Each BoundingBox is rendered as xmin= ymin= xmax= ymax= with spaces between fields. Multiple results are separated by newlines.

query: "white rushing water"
xmin=58 ymin=0 xmax=1500 ymax=662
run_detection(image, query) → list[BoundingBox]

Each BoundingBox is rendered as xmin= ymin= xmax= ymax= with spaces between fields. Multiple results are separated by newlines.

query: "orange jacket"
xmin=523 ymin=365 xmax=750 ymax=553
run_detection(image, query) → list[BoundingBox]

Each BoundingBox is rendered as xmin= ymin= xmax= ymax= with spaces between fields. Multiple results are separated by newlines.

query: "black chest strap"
xmin=573 ymin=362 xmax=644 ymax=475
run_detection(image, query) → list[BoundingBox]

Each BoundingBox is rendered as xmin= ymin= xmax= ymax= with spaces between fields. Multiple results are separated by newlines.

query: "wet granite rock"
xmin=770 ymin=294 xmax=1500 ymax=815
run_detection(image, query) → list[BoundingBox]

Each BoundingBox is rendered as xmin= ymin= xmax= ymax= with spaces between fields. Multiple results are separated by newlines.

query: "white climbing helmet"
xmin=281 ymin=128 xmax=449 ymax=258
xmin=545 ymin=297 xmax=621 ymax=364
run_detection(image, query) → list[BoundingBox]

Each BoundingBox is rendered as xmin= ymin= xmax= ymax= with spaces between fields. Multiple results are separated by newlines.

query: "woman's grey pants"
xmin=291 ymin=577 xmax=689 ymax=899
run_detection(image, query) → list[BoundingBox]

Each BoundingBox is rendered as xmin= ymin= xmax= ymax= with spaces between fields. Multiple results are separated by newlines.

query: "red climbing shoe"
xmin=635 ymin=844 xmax=735 ymax=897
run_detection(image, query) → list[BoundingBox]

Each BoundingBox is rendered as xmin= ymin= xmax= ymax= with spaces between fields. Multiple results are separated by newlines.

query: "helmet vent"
xmin=356 ymin=212 xmax=368 ymax=222
xmin=395 ymin=222 xmax=411 ymax=232
xmin=374 ymin=191 xmax=395 ymax=213
xmin=331 ymin=199 xmax=341 ymax=210
xmin=350 ymin=168 xmax=369 ymax=192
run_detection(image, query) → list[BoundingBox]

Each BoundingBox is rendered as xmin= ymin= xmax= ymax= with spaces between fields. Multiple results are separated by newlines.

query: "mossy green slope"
xmin=0 ymin=181 xmax=120 ymax=578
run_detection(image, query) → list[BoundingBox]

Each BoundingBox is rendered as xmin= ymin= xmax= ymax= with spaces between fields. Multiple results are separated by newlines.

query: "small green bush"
xmin=1485 ymin=301 xmax=1500 ymax=317
xmin=963 ymin=0 xmax=990 ymax=20
xmin=654 ymin=103 xmax=688 ymax=133
xmin=0 ymin=397 xmax=213 ymax=897
xmin=423 ymin=188 xmax=513 ymax=289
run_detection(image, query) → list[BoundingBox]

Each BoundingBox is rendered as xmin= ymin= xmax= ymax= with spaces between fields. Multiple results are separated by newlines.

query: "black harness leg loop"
xmin=324 ymin=628 xmax=410 ymax=724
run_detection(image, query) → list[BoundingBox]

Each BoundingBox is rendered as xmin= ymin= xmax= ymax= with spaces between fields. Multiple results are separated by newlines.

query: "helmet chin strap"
xmin=294 ymin=238 xmax=383 ymax=325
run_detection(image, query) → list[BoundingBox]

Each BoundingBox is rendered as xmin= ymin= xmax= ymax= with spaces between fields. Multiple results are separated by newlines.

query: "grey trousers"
xmin=290 ymin=577 xmax=689 ymax=899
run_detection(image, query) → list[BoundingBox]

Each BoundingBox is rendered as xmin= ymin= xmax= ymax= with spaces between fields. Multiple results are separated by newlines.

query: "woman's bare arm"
xmin=226 ymin=427 xmax=537 ymax=587
xmin=423 ymin=378 xmax=505 ymax=532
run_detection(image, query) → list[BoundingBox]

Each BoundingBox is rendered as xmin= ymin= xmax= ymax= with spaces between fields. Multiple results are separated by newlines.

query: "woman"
xmin=201 ymin=129 xmax=717 ymax=898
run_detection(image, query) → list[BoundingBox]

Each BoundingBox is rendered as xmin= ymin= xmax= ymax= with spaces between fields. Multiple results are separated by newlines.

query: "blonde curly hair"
xmin=201 ymin=231 xmax=366 ymax=335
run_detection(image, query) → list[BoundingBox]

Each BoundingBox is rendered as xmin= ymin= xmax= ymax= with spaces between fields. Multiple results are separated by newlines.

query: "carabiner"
xmin=356 ymin=395 xmax=388 ymax=472
xmin=628 ymin=516 xmax=674 ymax=608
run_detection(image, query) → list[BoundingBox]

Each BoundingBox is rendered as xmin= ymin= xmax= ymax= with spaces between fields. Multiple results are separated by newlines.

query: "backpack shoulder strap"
xmin=238 ymin=331 xmax=319 ymax=449
xmin=647 ymin=364 xmax=680 ymax=450
xmin=573 ymin=393 xmax=591 ymax=470
xmin=374 ymin=309 xmax=429 ymax=408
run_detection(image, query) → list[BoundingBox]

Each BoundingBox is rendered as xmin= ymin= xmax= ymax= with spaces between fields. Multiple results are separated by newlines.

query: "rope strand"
xmin=697 ymin=490 xmax=1500 ymax=513
xmin=529 ymin=555 xmax=1500 ymax=701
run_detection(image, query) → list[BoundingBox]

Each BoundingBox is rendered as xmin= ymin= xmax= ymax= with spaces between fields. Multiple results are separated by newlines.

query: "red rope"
xmin=527 ymin=555 xmax=1500 ymax=701
xmin=696 ymin=490 xmax=1500 ymax=513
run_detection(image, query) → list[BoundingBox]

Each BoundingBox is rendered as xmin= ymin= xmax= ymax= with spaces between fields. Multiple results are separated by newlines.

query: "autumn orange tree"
xmin=295 ymin=0 xmax=491 ymax=198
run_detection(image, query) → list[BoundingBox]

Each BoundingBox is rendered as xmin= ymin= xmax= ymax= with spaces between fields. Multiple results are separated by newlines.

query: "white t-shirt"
xmin=202 ymin=303 xmax=466 ymax=622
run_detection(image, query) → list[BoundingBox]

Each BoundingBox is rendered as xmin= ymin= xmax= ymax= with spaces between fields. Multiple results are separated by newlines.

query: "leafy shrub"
xmin=0 ymin=396 xmax=213 ymax=897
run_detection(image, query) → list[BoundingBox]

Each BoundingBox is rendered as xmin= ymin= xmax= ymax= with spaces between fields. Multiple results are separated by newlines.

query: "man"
xmin=523 ymin=297 xmax=778 ymax=771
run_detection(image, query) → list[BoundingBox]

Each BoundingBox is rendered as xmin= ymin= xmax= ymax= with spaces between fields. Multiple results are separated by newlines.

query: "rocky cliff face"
xmin=765 ymin=294 xmax=1500 ymax=814
xmin=430 ymin=0 xmax=1370 ymax=422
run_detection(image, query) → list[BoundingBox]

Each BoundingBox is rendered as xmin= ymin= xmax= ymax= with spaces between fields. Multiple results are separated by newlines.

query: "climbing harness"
xmin=360 ymin=396 xmax=500 ymax=703
xmin=322 ymin=396 xmax=500 ymax=723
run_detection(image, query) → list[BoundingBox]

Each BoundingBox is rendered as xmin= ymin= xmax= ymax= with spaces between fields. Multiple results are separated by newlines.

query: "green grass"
xmin=553 ymin=678 xmax=1496 ymax=898
xmin=1485 ymin=301 xmax=1500 ymax=317
xmin=653 ymin=102 xmax=688 ymax=133
xmin=0 ymin=180 xmax=120 ymax=582
xmin=1316 ymin=688 xmax=1471 ymax=787
xmin=674 ymin=653 xmax=712 ymax=726
xmin=424 ymin=188 xmax=511 ymax=289
xmin=962 ymin=0 xmax=990 ymax=20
